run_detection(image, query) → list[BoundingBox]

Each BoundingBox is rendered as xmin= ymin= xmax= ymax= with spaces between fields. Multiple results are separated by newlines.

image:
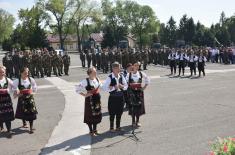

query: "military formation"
xmin=2 ymin=48 xmax=71 ymax=79
xmin=80 ymin=48 xmax=150 ymax=73
xmin=80 ymin=46 xmax=235 ymax=77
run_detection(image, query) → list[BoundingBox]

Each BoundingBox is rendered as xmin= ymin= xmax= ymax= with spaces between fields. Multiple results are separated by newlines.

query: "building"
xmin=47 ymin=32 xmax=103 ymax=51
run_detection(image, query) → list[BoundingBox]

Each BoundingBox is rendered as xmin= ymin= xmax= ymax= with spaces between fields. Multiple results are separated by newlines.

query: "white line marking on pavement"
xmin=70 ymin=66 xmax=82 ymax=69
xmin=38 ymin=85 xmax=56 ymax=89
xmin=41 ymin=77 xmax=91 ymax=155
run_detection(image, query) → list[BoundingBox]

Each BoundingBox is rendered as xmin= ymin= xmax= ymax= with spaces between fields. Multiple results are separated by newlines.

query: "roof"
xmin=90 ymin=33 xmax=103 ymax=42
xmin=47 ymin=34 xmax=77 ymax=43
xmin=47 ymin=33 xmax=104 ymax=43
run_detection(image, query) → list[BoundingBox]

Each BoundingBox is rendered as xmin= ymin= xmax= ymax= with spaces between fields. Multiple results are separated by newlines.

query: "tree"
xmin=72 ymin=0 xmax=101 ymax=52
xmin=215 ymin=27 xmax=231 ymax=46
xmin=126 ymin=2 xmax=159 ymax=49
xmin=194 ymin=22 xmax=206 ymax=46
xmin=101 ymin=25 xmax=115 ymax=48
xmin=0 ymin=9 xmax=15 ymax=44
xmin=42 ymin=0 xmax=80 ymax=49
xmin=204 ymin=29 xmax=215 ymax=47
xmin=219 ymin=11 xmax=226 ymax=27
xmin=184 ymin=17 xmax=195 ymax=45
xmin=18 ymin=4 xmax=49 ymax=49
xmin=177 ymin=14 xmax=188 ymax=40
xmin=226 ymin=16 xmax=235 ymax=44
xmin=159 ymin=23 xmax=167 ymax=45
xmin=101 ymin=0 xmax=129 ymax=48
xmin=165 ymin=16 xmax=177 ymax=47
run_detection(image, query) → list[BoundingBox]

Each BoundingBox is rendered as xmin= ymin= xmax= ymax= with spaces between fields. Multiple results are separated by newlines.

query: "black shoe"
xmin=6 ymin=131 xmax=12 ymax=138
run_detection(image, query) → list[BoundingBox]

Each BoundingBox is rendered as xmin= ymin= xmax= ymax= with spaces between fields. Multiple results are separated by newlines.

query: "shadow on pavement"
xmin=39 ymin=134 xmax=90 ymax=155
xmin=91 ymin=125 xmax=142 ymax=150
xmin=0 ymin=127 xmax=29 ymax=139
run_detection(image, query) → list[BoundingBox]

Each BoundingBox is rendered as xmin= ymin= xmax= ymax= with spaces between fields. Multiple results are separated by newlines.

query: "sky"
xmin=0 ymin=0 xmax=235 ymax=27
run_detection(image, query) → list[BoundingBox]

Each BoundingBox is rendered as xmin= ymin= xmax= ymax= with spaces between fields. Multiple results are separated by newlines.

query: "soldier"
xmin=52 ymin=51 xmax=62 ymax=76
xmin=115 ymin=50 xmax=122 ymax=66
xmin=35 ymin=50 xmax=44 ymax=78
xmin=80 ymin=51 xmax=86 ymax=68
xmin=51 ymin=51 xmax=58 ymax=76
xmin=58 ymin=52 xmax=63 ymax=76
xmin=108 ymin=49 xmax=115 ymax=72
xmin=101 ymin=49 xmax=109 ymax=73
xmin=12 ymin=51 xmax=21 ymax=78
xmin=135 ymin=50 xmax=142 ymax=70
xmin=149 ymin=49 xmax=155 ymax=64
xmin=153 ymin=49 xmax=158 ymax=65
xmin=142 ymin=50 xmax=149 ymax=70
xmin=3 ymin=52 xmax=13 ymax=79
xmin=91 ymin=49 xmax=97 ymax=68
xmin=129 ymin=49 xmax=135 ymax=64
xmin=22 ymin=50 xmax=31 ymax=68
xmin=86 ymin=50 xmax=92 ymax=68
xmin=58 ymin=51 xmax=64 ymax=75
xmin=163 ymin=49 xmax=169 ymax=66
xmin=62 ymin=51 xmax=71 ymax=76
xmin=31 ymin=50 xmax=38 ymax=78
xmin=96 ymin=49 xmax=101 ymax=70
xmin=42 ymin=50 xmax=52 ymax=77
xmin=159 ymin=49 xmax=164 ymax=66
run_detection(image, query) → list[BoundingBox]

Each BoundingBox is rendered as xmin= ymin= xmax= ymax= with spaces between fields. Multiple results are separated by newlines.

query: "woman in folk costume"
xmin=103 ymin=62 xmax=128 ymax=132
xmin=197 ymin=50 xmax=207 ymax=77
xmin=126 ymin=61 xmax=150 ymax=127
xmin=0 ymin=65 xmax=14 ymax=138
xmin=13 ymin=67 xmax=38 ymax=134
xmin=75 ymin=67 xmax=102 ymax=136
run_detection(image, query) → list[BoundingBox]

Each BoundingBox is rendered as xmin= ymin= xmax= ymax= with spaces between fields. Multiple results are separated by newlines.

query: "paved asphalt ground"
xmin=1 ymin=53 xmax=235 ymax=155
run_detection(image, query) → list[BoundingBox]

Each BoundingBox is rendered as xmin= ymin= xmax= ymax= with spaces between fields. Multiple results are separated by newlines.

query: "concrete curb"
xmin=40 ymin=77 xmax=91 ymax=155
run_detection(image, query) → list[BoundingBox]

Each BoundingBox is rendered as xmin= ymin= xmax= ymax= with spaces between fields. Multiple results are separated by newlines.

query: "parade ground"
xmin=1 ymin=54 xmax=235 ymax=155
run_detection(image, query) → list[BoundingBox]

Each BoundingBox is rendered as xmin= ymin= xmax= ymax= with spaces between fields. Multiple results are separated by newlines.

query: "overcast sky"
xmin=0 ymin=0 xmax=234 ymax=27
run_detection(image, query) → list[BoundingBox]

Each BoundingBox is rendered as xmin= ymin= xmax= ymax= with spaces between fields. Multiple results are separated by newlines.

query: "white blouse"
xmin=126 ymin=71 xmax=150 ymax=85
xmin=187 ymin=55 xmax=198 ymax=62
xmin=0 ymin=77 xmax=13 ymax=93
xmin=75 ymin=78 xmax=102 ymax=94
xmin=12 ymin=77 xmax=37 ymax=93
xmin=198 ymin=56 xmax=207 ymax=62
xmin=102 ymin=73 xmax=128 ymax=92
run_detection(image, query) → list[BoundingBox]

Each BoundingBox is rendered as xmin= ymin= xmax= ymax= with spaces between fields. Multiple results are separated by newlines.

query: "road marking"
xmin=41 ymin=77 xmax=91 ymax=155
xmin=70 ymin=66 xmax=82 ymax=69
xmin=38 ymin=85 xmax=56 ymax=89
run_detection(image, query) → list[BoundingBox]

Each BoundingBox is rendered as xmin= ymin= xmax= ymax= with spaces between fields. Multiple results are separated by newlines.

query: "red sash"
xmin=20 ymin=89 xmax=33 ymax=95
xmin=0 ymin=89 xmax=8 ymax=94
xmin=129 ymin=83 xmax=142 ymax=90
xmin=88 ymin=88 xmax=99 ymax=95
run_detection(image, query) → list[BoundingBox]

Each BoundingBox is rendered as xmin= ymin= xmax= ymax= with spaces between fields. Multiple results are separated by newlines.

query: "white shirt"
xmin=233 ymin=49 xmax=235 ymax=55
xmin=178 ymin=53 xmax=187 ymax=61
xmin=75 ymin=78 xmax=101 ymax=94
xmin=12 ymin=77 xmax=37 ymax=93
xmin=126 ymin=71 xmax=150 ymax=85
xmin=198 ymin=56 xmax=207 ymax=62
xmin=168 ymin=52 xmax=178 ymax=60
xmin=188 ymin=55 xmax=198 ymax=62
xmin=102 ymin=73 xmax=128 ymax=92
xmin=0 ymin=77 xmax=13 ymax=93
